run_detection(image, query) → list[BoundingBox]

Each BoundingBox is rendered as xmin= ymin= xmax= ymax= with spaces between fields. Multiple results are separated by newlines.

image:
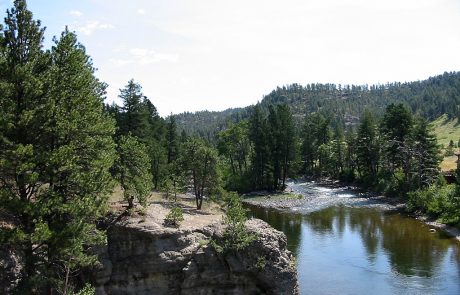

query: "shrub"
xmin=212 ymin=191 xmax=257 ymax=252
xmin=255 ymin=256 xmax=266 ymax=271
xmin=74 ymin=284 xmax=96 ymax=295
xmin=164 ymin=206 xmax=184 ymax=227
xmin=407 ymin=184 xmax=456 ymax=221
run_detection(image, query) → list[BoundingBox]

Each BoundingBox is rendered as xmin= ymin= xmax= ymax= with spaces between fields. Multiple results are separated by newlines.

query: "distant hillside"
xmin=431 ymin=114 xmax=460 ymax=171
xmin=174 ymin=71 xmax=460 ymax=137
xmin=173 ymin=107 xmax=249 ymax=140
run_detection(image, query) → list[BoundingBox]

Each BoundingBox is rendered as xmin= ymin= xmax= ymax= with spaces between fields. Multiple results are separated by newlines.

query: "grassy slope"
xmin=430 ymin=114 xmax=460 ymax=171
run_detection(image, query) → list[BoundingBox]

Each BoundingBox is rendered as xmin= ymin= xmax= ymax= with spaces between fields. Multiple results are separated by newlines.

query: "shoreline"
xmin=242 ymin=179 xmax=460 ymax=242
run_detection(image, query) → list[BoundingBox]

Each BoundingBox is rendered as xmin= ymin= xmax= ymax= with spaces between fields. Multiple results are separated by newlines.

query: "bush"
xmin=255 ymin=256 xmax=266 ymax=271
xmin=407 ymin=184 xmax=456 ymax=221
xmin=212 ymin=191 xmax=256 ymax=252
xmin=373 ymin=170 xmax=406 ymax=197
xmin=164 ymin=206 xmax=184 ymax=227
xmin=74 ymin=284 xmax=96 ymax=295
xmin=223 ymin=172 xmax=253 ymax=194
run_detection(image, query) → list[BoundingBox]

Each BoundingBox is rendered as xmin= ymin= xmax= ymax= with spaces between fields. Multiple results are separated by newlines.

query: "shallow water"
xmin=247 ymin=182 xmax=460 ymax=295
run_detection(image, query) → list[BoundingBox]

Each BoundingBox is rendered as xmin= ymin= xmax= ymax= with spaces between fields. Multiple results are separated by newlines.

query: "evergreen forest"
xmin=1 ymin=1 xmax=460 ymax=294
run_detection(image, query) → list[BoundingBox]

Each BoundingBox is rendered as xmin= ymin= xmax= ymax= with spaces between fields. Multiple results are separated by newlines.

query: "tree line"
xmin=218 ymin=102 xmax=440 ymax=195
xmin=1 ymin=1 xmax=459 ymax=294
xmin=174 ymin=71 xmax=460 ymax=138
xmin=0 ymin=1 xmax=221 ymax=293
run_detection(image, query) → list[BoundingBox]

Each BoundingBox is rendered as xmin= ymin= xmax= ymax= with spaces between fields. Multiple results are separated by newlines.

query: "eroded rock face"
xmin=0 ymin=246 xmax=22 ymax=294
xmin=94 ymin=218 xmax=299 ymax=295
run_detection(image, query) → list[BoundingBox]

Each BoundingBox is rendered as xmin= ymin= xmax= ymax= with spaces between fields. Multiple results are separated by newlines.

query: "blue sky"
xmin=1 ymin=0 xmax=460 ymax=116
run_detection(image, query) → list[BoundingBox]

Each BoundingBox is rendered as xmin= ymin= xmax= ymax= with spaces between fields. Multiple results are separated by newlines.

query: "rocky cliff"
xmin=94 ymin=210 xmax=299 ymax=295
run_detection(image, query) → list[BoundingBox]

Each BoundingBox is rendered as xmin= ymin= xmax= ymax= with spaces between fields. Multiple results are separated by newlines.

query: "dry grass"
xmin=430 ymin=114 xmax=460 ymax=149
xmin=108 ymin=184 xmax=223 ymax=229
xmin=430 ymin=114 xmax=460 ymax=171
xmin=440 ymin=155 xmax=458 ymax=172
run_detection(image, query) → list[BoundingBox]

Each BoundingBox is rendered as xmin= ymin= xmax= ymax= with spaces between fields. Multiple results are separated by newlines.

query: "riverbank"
xmin=242 ymin=191 xmax=307 ymax=210
xmin=242 ymin=180 xmax=460 ymax=242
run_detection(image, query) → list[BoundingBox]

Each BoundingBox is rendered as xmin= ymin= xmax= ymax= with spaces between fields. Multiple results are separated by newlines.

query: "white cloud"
xmin=128 ymin=48 xmax=179 ymax=64
xmin=75 ymin=21 xmax=115 ymax=36
xmin=108 ymin=48 xmax=179 ymax=68
xmin=83 ymin=0 xmax=460 ymax=115
xmin=109 ymin=58 xmax=133 ymax=67
xmin=69 ymin=10 xmax=83 ymax=17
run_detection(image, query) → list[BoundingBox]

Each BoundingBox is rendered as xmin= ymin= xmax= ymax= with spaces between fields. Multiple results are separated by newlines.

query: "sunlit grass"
xmin=430 ymin=114 xmax=460 ymax=171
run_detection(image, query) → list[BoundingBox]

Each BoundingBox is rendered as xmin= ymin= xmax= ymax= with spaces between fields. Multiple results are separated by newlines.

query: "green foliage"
xmin=118 ymin=79 xmax=150 ymax=139
xmin=111 ymin=79 xmax=167 ymax=190
xmin=175 ymin=72 xmax=460 ymax=139
xmin=180 ymin=138 xmax=221 ymax=209
xmin=73 ymin=284 xmax=95 ymax=295
xmin=248 ymin=105 xmax=272 ymax=190
xmin=301 ymin=112 xmax=332 ymax=176
xmin=255 ymin=255 xmax=267 ymax=271
xmin=217 ymin=120 xmax=251 ymax=185
xmin=162 ymin=162 xmax=187 ymax=200
xmin=164 ymin=206 xmax=184 ymax=227
xmin=246 ymin=104 xmax=296 ymax=191
xmin=113 ymin=135 xmax=152 ymax=209
xmin=407 ymin=184 xmax=459 ymax=224
xmin=213 ymin=191 xmax=256 ymax=252
xmin=0 ymin=2 xmax=116 ymax=292
xmin=445 ymin=140 xmax=455 ymax=156
xmin=166 ymin=115 xmax=180 ymax=164
xmin=356 ymin=110 xmax=379 ymax=181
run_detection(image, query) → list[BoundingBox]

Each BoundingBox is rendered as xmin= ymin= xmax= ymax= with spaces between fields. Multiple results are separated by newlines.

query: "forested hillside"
xmin=175 ymin=72 xmax=460 ymax=136
xmin=174 ymin=108 xmax=248 ymax=140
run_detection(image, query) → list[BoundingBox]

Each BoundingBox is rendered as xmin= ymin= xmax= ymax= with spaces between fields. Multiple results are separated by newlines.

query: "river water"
xmin=247 ymin=182 xmax=460 ymax=295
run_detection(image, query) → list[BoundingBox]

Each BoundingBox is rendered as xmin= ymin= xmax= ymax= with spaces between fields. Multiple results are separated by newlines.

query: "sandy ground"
xmin=109 ymin=191 xmax=223 ymax=231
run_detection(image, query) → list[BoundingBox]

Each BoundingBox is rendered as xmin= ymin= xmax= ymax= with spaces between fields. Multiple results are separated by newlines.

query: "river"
xmin=247 ymin=182 xmax=460 ymax=295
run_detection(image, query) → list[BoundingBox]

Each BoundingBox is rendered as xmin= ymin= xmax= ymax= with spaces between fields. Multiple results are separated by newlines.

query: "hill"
xmin=174 ymin=71 xmax=460 ymax=137
xmin=430 ymin=114 xmax=460 ymax=171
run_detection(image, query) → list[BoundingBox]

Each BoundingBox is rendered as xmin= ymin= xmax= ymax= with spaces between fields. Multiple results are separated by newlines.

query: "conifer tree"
xmin=166 ymin=115 xmax=179 ymax=164
xmin=119 ymin=79 xmax=148 ymax=138
xmin=180 ymin=138 xmax=220 ymax=209
xmin=410 ymin=118 xmax=441 ymax=188
xmin=380 ymin=103 xmax=413 ymax=180
xmin=249 ymin=105 xmax=271 ymax=190
xmin=356 ymin=110 xmax=380 ymax=182
xmin=0 ymin=1 xmax=49 ymax=290
xmin=113 ymin=135 xmax=152 ymax=209
xmin=0 ymin=2 xmax=117 ymax=292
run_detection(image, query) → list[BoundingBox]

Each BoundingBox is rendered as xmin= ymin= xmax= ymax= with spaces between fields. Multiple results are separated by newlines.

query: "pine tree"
xmin=180 ymin=138 xmax=220 ymax=209
xmin=410 ymin=118 xmax=441 ymax=188
xmin=113 ymin=135 xmax=152 ymax=210
xmin=275 ymin=105 xmax=295 ymax=189
xmin=380 ymin=103 xmax=413 ymax=179
xmin=166 ymin=115 xmax=179 ymax=164
xmin=0 ymin=1 xmax=49 ymax=290
xmin=249 ymin=105 xmax=271 ymax=190
xmin=356 ymin=110 xmax=380 ymax=182
xmin=118 ymin=79 xmax=148 ymax=138
xmin=267 ymin=105 xmax=282 ymax=189
xmin=0 ymin=3 xmax=117 ymax=292
xmin=331 ymin=124 xmax=346 ymax=176
xmin=40 ymin=28 xmax=117 ymax=293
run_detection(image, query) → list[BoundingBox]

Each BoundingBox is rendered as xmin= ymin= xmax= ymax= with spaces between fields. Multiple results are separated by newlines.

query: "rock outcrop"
xmin=0 ymin=245 xmax=22 ymax=294
xmin=94 ymin=216 xmax=299 ymax=295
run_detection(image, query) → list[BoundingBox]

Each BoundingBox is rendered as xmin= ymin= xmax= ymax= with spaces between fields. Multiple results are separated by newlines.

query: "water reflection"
xmin=248 ymin=206 xmax=302 ymax=256
xmin=247 ymin=204 xmax=460 ymax=295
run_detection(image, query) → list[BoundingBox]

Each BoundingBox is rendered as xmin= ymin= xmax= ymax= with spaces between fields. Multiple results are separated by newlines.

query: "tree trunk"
xmin=196 ymin=195 xmax=203 ymax=210
xmin=127 ymin=196 xmax=135 ymax=209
